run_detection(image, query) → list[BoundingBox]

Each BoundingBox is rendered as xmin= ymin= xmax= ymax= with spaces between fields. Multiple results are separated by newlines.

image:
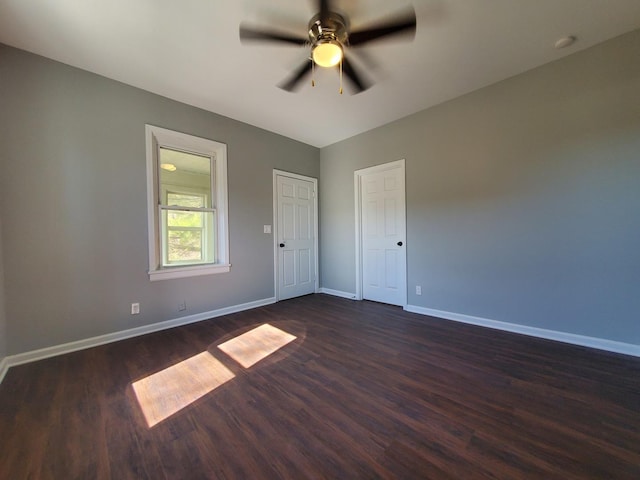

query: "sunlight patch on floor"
xmin=132 ymin=351 xmax=235 ymax=427
xmin=217 ymin=323 xmax=297 ymax=368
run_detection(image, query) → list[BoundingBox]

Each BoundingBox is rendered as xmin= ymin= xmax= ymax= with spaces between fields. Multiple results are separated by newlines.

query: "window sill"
xmin=148 ymin=263 xmax=231 ymax=281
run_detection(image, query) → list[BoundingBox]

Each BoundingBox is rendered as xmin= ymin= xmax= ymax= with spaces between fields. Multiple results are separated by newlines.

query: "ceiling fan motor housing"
xmin=308 ymin=12 xmax=349 ymax=46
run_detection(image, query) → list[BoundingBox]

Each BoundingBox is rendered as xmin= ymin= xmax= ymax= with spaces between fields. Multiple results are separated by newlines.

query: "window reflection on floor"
xmin=217 ymin=323 xmax=297 ymax=368
xmin=132 ymin=323 xmax=296 ymax=428
xmin=132 ymin=351 xmax=235 ymax=427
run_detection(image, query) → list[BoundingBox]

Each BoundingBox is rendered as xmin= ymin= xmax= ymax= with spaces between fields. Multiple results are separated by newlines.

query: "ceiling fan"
xmin=239 ymin=0 xmax=417 ymax=94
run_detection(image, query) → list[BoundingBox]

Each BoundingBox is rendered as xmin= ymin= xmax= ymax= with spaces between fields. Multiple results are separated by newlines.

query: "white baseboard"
xmin=0 ymin=357 xmax=8 ymax=384
xmin=404 ymin=304 xmax=640 ymax=358
xmin=318 ymin=288 xmax=357 ymax=300
xmin=5 ymin=297 xmax=636 ymax=385
xmin=3 ymin=297 xmax=277 ymax=375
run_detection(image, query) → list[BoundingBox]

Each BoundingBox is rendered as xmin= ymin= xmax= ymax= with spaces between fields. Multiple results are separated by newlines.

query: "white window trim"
xmin=146 ymin=125 xmax=230 ymax=281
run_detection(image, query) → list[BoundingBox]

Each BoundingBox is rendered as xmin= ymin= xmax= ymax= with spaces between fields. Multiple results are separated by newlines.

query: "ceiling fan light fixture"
xmin=312 ymin=41 xmax=343 ymax=68
xmin=240 ymin=4 xmax=416 ymax=93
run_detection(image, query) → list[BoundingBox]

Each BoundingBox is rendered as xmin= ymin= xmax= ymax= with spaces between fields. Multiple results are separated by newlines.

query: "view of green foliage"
xmin=166 ymin=193 xmax=206 ymax=262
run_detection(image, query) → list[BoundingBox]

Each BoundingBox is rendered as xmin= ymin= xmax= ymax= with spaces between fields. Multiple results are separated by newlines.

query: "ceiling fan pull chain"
xmin=312 ymin=58 xmax=316 ymax=87
xmin=339 ymin=58 xmax=343 ymax=94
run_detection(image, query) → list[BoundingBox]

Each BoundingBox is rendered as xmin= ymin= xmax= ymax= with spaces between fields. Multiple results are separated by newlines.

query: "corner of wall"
xmin=0 ymin=216 xmax=8 ymax=375
xmin=0 ymin=357 xmax=8 ymax=384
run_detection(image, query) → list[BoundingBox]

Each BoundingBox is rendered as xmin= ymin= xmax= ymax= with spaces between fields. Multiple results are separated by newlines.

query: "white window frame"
xmin=146 ymin=125 xmax=230 ymax=281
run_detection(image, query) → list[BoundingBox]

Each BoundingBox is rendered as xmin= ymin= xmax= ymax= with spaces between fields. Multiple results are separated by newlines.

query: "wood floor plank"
xmin=1 ymin=294 xmax=639 ymax=479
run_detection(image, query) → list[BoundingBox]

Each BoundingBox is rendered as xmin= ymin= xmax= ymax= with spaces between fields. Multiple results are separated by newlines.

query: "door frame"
xmin=273 ymin=169 xmax=319 ymax=301
xmin=354 ymin=159 xmax=407 ymax=304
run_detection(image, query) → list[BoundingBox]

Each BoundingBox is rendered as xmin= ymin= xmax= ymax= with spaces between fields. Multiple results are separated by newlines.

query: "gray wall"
xmin=320 ymin=29 xmax=640 ymax=344
xmin=0 ymin=44 xmax=319 ymax=355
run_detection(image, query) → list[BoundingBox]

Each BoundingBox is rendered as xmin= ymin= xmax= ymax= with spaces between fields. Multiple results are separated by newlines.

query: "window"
xmin=146 ymin=125 xmax=229 ymax=281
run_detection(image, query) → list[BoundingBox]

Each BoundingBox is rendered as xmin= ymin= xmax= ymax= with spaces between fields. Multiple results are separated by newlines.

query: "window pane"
xmin=168 ymin=229 xmax=203 ymax=263
xmin=159 ymin=147 xmax=212 ymax=205
xmin=168 ymin=209 xmax=203 ymax=228
xmin=167 ymin=192 xmax=205 ymax=208
xmin=161 ymin=210 xmax=215 ymax=266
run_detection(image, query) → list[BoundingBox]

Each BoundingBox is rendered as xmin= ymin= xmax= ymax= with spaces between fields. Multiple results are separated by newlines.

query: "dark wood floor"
xmin=1 ymin=294 xmax=639 ymax=479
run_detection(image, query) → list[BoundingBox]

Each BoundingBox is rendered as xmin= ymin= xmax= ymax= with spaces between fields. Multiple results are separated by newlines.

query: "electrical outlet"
xmin=415 ymin=286 xmax=422 ymax=295
xmin=131 ymin=302 xmax=140 ymax=314
xmin=178 ymin=301 xmax=187 ymax=311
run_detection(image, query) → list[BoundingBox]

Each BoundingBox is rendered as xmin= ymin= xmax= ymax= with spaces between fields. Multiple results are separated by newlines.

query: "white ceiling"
xmin=1 ymin=0 xmax=639 ymax=148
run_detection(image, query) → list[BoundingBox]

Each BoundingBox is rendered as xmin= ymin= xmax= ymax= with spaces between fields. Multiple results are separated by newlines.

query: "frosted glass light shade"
xmin=312 ymin=42 xmax=343 ymax=67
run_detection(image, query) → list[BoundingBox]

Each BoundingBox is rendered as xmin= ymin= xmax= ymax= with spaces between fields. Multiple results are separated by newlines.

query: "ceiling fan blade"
xmin=239 ymin=24 xmax=307 ymax=45
xmin=348 ymin=7 xmax=416 ymax=46
xmin=278 ymin=60 xmax=313 ymax=92
xmin=350 ymin=49 xmax=380 ymax=71
xmin=342 ymin=57 xmax=371 ymax=94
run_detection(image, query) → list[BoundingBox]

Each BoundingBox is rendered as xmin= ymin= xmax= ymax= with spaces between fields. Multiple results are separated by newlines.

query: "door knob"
xmin=397 ymin=241 xmax=403 ymax=246
xmin=279 ymin=243 xmax=285 ymax=248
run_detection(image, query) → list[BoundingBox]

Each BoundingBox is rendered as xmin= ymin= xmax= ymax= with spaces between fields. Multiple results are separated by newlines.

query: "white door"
xmin=275 ymin=172 xmax=317 ymax=300
xmin=358 ymin=161 xmax=406 ymax=306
